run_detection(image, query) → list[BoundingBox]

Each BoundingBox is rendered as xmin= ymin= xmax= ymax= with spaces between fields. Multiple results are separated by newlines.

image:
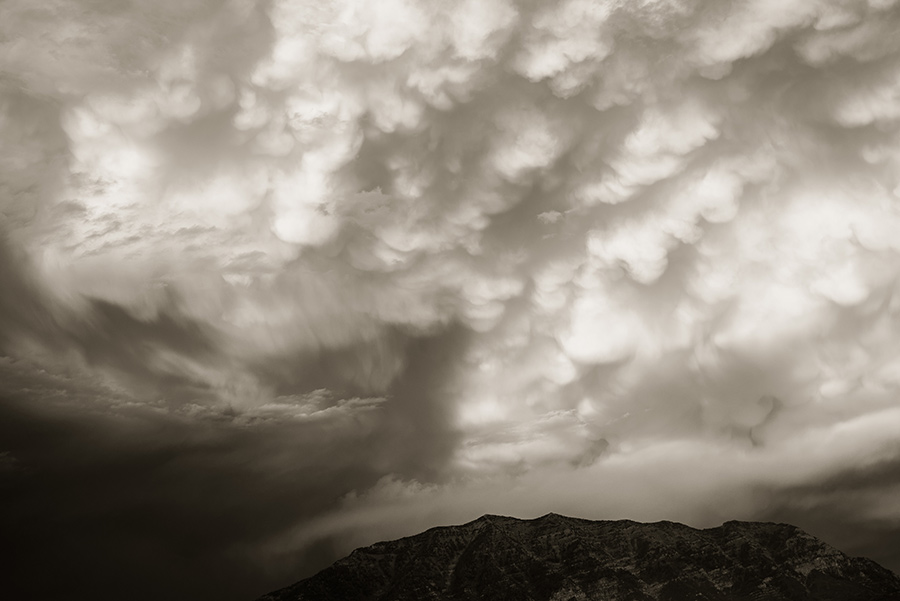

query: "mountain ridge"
xmin=256 ymin=514 xmax=900 ymax=601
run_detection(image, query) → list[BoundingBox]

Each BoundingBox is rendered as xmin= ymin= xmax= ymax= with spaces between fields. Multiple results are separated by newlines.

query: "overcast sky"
xmin=3 ymin=0 xmax=900 ymax=599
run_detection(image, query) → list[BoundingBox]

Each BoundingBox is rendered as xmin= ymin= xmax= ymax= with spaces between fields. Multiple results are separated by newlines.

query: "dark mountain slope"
xmin=256 ymin=514 xmax=900 ymax=600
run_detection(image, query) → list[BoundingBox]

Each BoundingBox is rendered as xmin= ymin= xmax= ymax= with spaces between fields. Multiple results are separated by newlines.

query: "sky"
xmin=2 ymin=0 xmax=900 ymax=599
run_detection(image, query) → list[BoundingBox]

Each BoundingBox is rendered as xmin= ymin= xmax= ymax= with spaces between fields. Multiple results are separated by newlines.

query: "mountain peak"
xmin=473 ymin=513 xmax=514 ymax=522
xmin=256 ymin=516 xmax=900 ymax=600
xmin=535 ymin=512 xmax=570 ymax=522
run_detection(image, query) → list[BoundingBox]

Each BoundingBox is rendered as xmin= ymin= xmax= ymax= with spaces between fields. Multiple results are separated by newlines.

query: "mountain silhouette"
xmin=256 ymin=513 xmax=900 ymax=600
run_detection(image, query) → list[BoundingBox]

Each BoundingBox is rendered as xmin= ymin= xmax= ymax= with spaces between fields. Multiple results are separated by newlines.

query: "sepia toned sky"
xmin=3 ymin=0 xmax=900 ymax=599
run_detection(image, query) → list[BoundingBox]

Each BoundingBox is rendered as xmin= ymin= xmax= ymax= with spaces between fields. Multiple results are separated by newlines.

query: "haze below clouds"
xmin=2 ymin=0 xmax=900 ymax=599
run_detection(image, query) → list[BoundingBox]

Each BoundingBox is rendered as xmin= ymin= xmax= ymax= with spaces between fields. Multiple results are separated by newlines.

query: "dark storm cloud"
xmin=0 ymin=358 xmax=395 ymax=600
xmin=759 ymin=454 xmax=900 ymax=574
xmin=0 ymin=235 xmax=53 ymax=350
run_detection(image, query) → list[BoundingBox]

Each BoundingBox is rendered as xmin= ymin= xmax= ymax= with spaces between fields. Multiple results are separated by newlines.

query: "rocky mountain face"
xmin=256 ymin=514 xmax=900 ymax=601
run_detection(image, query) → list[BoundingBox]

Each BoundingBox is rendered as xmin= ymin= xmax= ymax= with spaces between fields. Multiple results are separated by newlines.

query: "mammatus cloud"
xmin=3 ymin=0 xmax=900 ymax=599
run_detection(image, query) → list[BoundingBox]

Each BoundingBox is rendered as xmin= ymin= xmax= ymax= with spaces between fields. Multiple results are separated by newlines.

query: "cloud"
xmin=273 ymin=405 xmax=900 ymax=560
xmin=0 ymin=356 xmax=396 ymax=601
xmin=3 ymin=0 xmax=900 ymax=598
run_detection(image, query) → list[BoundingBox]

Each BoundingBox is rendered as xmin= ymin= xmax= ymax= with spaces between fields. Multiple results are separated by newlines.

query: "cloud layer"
xmin=3 ymin=0 xmax=900 ymax=599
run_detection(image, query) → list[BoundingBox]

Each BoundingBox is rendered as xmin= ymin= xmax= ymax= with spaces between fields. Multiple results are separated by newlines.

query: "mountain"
xmin=256 ymin=514 xmax=900 ymax=601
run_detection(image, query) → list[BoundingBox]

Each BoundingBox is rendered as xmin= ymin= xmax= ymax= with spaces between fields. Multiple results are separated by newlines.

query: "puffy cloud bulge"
xmin=3 ymin=0 xmax=900 ymax=593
